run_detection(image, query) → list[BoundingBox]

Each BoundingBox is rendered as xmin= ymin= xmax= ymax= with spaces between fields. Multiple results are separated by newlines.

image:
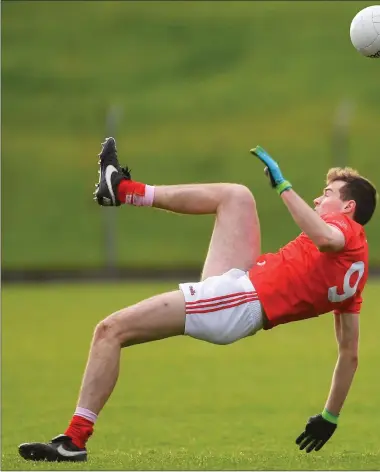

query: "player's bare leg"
xmin=153 ymin=183 xmax=261 ymax=278
xmin=18 ymin=290 xmax=186 ymax=462
xmin=18 ymin=138 xmax=261 ymax=462
xmin=94 ymin=138 xmax=261 ymax=277
xmin=88 ymin=140 xmax=261 ymax=439
xmin=76 ymin=290 xmax=185 ymax=414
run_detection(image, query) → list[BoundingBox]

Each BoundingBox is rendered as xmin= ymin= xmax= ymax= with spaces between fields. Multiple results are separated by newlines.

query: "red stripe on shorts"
xmin=186 ymin=294 xmax=259 ymax=314
xmin=185 ymin=291 xmax=256 ymax=305
xmin=186 ymin=292 xmax=257 ymax=311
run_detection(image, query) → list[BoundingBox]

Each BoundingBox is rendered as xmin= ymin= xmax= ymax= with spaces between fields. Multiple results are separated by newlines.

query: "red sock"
xmin=117 ymin=179 xmax=147 ymax=204
xmin=64 ymin=415 xmax=94 ymax=449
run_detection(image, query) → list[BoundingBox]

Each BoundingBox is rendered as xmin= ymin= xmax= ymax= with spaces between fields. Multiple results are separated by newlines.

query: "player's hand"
xmin=250 ymin=145 xmax=292 ymax=195
xmin=296 ymin=414 xmax=337 ymax=453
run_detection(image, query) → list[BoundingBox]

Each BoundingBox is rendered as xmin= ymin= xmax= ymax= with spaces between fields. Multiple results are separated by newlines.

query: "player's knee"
xmin=94 ymin=318 xmax=113 ymax=341
xmin=94 ymin=310 xmax=138 ymax=346
xmin=229 ymin=184 xmax=256 ymax=207
xmin=94 ymin=315 xmax=124 ymax=344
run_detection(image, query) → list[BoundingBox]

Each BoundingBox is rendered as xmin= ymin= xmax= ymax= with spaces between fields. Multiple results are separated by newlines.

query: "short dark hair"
xmin=327 ymin=167 xmax=377 ymax=226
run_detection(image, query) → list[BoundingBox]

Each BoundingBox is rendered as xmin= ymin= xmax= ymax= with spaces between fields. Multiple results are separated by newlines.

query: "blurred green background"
xmin=2 ymin=0 xmax=380 ymax=270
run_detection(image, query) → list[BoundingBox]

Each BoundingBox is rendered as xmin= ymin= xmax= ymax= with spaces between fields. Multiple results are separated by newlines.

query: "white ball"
xmin=350 ymin=5 xmax=380 ymax=58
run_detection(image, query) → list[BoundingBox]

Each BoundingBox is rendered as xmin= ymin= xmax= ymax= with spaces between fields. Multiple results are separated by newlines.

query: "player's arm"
xmin=281 ymin=189 xmax=345 ymax=252
xmin=325 ymin=313 xmax=359 ymax=415
xmin=250 ymin=146 xmax=345 ymax=252
xmin=295 ymin=313 xmax=359 ymax=453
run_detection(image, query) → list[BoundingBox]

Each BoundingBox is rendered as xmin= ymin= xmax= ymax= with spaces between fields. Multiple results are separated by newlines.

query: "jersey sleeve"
xmin=333 ymin=293 xmax=362 ymax=315
xmin=322 ymin=214 xmax=354 ymax=249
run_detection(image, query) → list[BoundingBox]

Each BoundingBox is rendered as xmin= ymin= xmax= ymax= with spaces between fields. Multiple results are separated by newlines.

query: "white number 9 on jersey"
xmin=328 ymin=261 xmax=365 ymax=303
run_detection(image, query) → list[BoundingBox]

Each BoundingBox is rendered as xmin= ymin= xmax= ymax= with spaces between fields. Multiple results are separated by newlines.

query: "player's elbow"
xmin=317 ymin=241 xmax=335 ymax=252
xmin=316 ymin=237 xmax=338 ymax=252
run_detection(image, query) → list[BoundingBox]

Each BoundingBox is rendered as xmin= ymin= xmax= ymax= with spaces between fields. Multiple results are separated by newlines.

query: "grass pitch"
xmin=2 ymin=281 xmax=380 ymax=470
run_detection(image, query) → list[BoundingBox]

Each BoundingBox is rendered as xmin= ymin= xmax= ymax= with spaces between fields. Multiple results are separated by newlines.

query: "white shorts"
xmin=179 ymin=268 xmax=264 ymax=345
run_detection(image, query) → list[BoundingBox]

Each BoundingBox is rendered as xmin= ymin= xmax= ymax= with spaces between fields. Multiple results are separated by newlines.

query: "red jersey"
xmin=248 ymin=213 xmax=368 ymax=330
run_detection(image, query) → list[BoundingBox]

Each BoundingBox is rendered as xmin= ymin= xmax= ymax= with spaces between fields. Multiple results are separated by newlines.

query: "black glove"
xmin=296 ymin=414 xmax=337 ymax=453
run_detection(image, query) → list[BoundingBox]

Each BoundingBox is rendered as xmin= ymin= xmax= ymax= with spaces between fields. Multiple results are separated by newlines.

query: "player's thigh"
xmin=202 ymin=185 xmax=261 ymax=280
xmin=102 ymin=290 xmax=186 ymax=347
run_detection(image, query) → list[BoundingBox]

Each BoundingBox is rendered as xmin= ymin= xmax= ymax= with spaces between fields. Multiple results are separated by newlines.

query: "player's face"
xmin=314 ymin=180 xmax=354 ymax=216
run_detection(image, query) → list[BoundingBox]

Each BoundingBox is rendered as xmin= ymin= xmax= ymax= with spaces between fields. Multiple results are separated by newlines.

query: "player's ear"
xmin=343 ymin=199 xmax=356 ymax=215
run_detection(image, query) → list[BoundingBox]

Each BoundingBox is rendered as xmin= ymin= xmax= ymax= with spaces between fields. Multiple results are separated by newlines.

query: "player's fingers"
xmin=305 ymin=439 xmax=319 ymax=453
xmin=314 ymin=439 xmax=326 ymax=451
xmin=295 ymin=431 xmax=307 ymax=445
xmin=250 ymin=148 xmax=268 ymax=165
xmin=263 ymin=167 xmax=276 ymax=187
xmin=250 ymin=146 xmax=276 ymax=166
xmin=299 ymin=436 xmax=312 ymax=451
